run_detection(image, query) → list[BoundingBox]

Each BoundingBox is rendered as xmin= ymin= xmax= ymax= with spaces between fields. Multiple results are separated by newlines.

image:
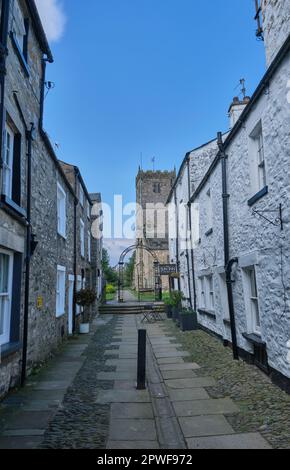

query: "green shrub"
xmin=170 ymin=290 xmax=185 ymax=307
xmin=106 ymin=284 xmax=117 ymax=294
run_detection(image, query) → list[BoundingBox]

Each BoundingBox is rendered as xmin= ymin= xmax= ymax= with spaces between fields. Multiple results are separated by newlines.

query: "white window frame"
xmin=0 ymin=249 xmax=13 ymax=346
xmin=88 ymin=230 xmax=91 ymax=262
xmin=79 ymin=184 xmax=84 ymax=207
xmin=206 ymin=275 xmax=215 ymax=311
xmin=76 ymin=275 xmax=82 ymax=315
xmin=12 ymin=0 xmax=27 ymax=53
xmin=199 ymin=277 xmax=206 ymax=309
xmin=56 ymin=265 xmax=66 ymax=318
xmin=218 ymin=273 xmax=230 ymax=321
xmin=2 ymin=124 xmax=15 ymax=199
xmin=242 ymin=266 xmax=261 ymax=336
xmin=249 ymin=122 xmax=267 ymax=194
xmin=80 ymin=219 xmax=85 ymax=257
xmin=57 ymin=182 xmax=67 ymax=238
xmin=205 ymin=187 xmax=213 ymax=232
xmin=87 ymin=201 xmax=91 ymax=219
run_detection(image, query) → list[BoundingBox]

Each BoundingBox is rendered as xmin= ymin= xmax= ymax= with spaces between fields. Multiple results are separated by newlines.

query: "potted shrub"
xmin=171 ymin=291 xmax=184 ymax=322
xmin=179 ymin=309 xmax=198 ymax=332
xmin=164 ymin=297 xmax=173 ymax=318
xmin=75 ymin=288 xmax=97 ymax=334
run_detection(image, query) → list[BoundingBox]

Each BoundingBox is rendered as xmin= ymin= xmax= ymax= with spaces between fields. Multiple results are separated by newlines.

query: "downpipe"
xmin=218 ymin=132 xmax=239 ymax=361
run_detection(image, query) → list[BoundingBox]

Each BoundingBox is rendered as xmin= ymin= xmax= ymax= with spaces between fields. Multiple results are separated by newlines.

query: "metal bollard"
xmin=136 ymin=329 xmax=146 ymax=390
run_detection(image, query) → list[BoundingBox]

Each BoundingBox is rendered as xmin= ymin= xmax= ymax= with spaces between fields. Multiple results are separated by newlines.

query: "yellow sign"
xmin=37 ymin=296 xmax=43 ymax=309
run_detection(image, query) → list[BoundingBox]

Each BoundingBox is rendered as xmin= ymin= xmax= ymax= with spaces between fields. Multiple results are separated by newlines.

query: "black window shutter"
xmin=12 ymin=133 xmax=21 ymax=206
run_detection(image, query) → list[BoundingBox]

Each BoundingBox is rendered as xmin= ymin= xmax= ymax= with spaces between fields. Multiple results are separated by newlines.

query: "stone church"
xmin=134 ymin=169 xmax=176 ymax=293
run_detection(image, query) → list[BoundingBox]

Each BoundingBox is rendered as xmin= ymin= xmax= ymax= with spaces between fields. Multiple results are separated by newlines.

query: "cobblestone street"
xmin=0 ymin=311 xmax=289 ymax=449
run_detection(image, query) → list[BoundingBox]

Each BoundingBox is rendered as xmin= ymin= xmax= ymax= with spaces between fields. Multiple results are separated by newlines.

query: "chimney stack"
xmin=228 ymin=96 xmax=251 ymax=129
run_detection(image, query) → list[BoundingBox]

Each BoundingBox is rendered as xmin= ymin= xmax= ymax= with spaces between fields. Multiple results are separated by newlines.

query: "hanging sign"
xmin=159 ymin=264 xmax=178 ymax=276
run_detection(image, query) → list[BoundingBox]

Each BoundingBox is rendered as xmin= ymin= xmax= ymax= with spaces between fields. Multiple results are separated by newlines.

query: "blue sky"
xmin=39 ymin=0 xmax=266 ymax=263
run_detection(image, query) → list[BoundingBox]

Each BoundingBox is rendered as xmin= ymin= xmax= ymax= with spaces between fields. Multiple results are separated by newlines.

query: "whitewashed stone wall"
xmin=194 ymin=48 xmax=290 ymax=380
xmin=262 ymin=0 xmax=290 ymax=66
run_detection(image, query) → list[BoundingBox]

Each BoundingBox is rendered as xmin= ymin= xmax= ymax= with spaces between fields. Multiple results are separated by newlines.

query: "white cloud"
xmin=104 ymin=239 xmax=135 ymax=266
xmin=35 ymin=0 xmax=66 ymax=42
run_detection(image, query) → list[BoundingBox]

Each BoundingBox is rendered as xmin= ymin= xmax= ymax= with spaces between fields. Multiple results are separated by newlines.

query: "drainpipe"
xmin=21 ymin=123 xmax=35 ymax=386
xmin=218 ymin=132 xmax=239 ymax=361
xmin=73 ymin=167 xmax=79 ymax=334
xmin=186 ymin=158 xmax=197 ymax=311
xmin=0 ymin=0 xmax=10 ymax=192
xmin=173 ymin=187 xmax=181 ymax=291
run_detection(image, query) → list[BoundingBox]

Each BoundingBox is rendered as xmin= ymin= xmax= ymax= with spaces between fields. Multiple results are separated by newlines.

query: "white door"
xmin=68 ymin=275 xmax=74 ymax=335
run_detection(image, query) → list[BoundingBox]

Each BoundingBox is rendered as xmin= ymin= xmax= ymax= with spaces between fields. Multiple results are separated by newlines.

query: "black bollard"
xmin=137 ymin=329 xmax=146 ymax=390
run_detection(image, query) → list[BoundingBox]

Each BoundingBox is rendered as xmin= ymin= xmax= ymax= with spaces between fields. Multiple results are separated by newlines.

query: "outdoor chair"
xmin=141 ymin=304 xmax=164 ymax=323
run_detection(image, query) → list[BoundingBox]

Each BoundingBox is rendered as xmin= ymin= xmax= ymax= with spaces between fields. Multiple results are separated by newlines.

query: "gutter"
xmin=190 ymin=32 xmax=290 ymax=203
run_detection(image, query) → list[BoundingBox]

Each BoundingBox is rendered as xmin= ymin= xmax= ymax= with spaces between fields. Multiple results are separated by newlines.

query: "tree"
xmin=102 ymin=248 xmax=118 ymax=285
xmin=124 ymin=253 xmax=135 ymax=288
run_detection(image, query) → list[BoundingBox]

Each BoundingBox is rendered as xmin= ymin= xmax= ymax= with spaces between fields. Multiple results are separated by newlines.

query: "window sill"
xmin=10 ymin=32 xmax=30 ymax=77
xmin=205 ymin=228 xmax=213 ymax=237
xmin=57 ymin=232 xmax=67 ymax=241
xmin=223 ymin=318 xmax=231 ymax=326
xmin=242 ymin=332 xmax=265 ymax=346
xmin=1 ymin=195 xmax=27 ymax=219
xmin=0 ymin=342 xmax=21 ymax=360
xmin=198 ymin=309 xmax=216 ymax=320
xmin=248 ymin=186 xmax=268 ymax=207
xmin=56 ymin=312 xmax=65 ymax=319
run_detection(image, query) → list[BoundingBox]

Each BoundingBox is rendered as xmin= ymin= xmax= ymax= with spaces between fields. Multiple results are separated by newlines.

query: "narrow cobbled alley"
xmin=1 ymin=304 xmax=289 ymax=449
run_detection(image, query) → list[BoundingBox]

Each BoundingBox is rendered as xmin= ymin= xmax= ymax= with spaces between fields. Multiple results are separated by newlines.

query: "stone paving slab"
xmin=97 ymin=372 xmax=136 ymax=381
xmin=173 ymin=398 xmax=239 ymax=417
xmin=161 ymin=370 xmax=198 ymax=380
xmin=109 ymin=419 xmax=157 ymax=441
xmin=155 ymin=351 xmax=190 ymax=359
xmin=186 ymin=433 xmax=272 ymax=449
xmin=113 ymin=380 xmax=137 ymax=390
xmin=0 ymin=436 xmax=43 ymax=449
xmin=107 ymin=440 xmax=160 ymax=449
xmin=179 ymin=415 xmax=234 ymax=438
xmin=96 ymin=390 xmax=151 ymax=404
xmin=26 ymin=381 xmax=71 ymax=391
xmin=165 ymin=377 xmax=216 ymax=389
xmin=157 ymin=357 xmax=184 ymax=365
xmin=159 ymin=363 xmax=200 ymax=371
xmin=2 ymin=429 xmax=45 ymax=437
xmin=111 ymin=403 xmax=154 ymax=419
xmin=105 ymin=359 xmax=136 ymax=367
xmin=2 ymin=411 xmax=52 ymax=430
xmin=169 ymin=388 xmax=210 ymax=401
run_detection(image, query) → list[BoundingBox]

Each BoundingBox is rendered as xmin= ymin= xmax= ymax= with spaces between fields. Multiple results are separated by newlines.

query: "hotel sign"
xmin=159 ymin=264 xmax=178 ymax=276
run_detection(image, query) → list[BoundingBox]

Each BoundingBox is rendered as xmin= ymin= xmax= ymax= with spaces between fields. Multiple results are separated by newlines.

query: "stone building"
xmin=0 ymin=0 xmax=101 ymax=399
xmin=135 ymin=169 xmax=175 ymax=293
xmin=90 ymin=193 xmax=104 ymax=301
xmin=168 ymin=2 xmax=290 ymax=392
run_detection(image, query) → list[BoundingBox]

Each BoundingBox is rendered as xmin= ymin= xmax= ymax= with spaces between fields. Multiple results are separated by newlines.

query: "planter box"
xmin=172 ymin=307 xmax=180 ymax=322
xmin=79 ymin=323 xmax=90 ymax=334
xmin=165 ymin=305 xmax=173 ymax=319
xmin=179 ymin=312 xmax=198 ymax=332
